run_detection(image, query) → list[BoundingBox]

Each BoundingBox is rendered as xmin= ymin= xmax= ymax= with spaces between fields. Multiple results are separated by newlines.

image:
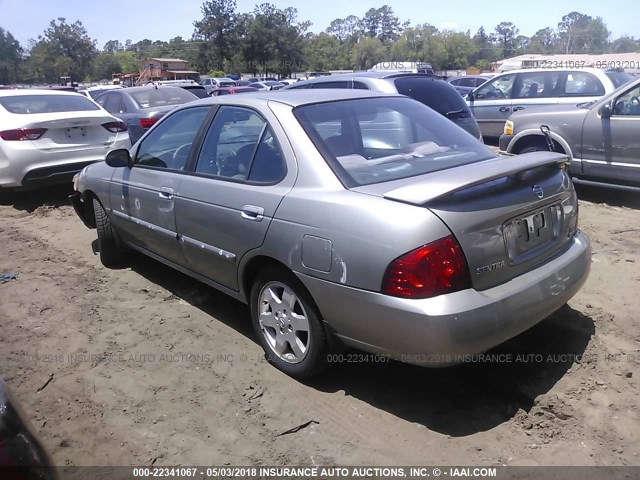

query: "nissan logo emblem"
xmin=532 ymin=184 xmax=544 ymax=199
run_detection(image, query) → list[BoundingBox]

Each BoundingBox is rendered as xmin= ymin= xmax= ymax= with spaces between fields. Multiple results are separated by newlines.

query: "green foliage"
xmin=6 ymin=7 xmax=639 ymax=84
xmin=0 ymin=26 xmax=23 ymax=84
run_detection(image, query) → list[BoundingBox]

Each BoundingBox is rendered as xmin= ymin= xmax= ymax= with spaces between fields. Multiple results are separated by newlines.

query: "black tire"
xmin=93 ymin=198 xmax=126 ymax=267
xmin=250 ymin=267 xmax=328 ymax=378
xmin=519 ymin=145 xmax=547 ymax=154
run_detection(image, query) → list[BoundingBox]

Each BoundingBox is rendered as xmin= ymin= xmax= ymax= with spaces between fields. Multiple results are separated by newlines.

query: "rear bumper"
xmin=298 ymin=230 xmax=591 ymax=365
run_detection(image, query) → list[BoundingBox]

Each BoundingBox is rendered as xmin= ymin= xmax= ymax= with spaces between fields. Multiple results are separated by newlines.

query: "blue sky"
xmin=1 ymin=0 xmax=639 ymax=50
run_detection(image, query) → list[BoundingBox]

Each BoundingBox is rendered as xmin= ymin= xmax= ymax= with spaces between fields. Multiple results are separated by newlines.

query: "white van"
xmin=467 ymin=67 xmax=632 ymax=138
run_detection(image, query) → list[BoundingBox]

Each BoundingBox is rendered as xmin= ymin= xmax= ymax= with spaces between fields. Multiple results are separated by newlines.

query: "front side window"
xmin=473 ymin=74 xmax=515 ymax=100
xmin=614 ymin=84 xmax=640 ymax=116
xmin=295 ymin=97 xmax=494 ymax=187
xmin=134 ymin=107 xmax=210 ymax=170
xmin=564 ymin=72 xmax=605 ymax=96
xmin=513 ymin=71 xmax=560 ymax=99
xmin=195 ymin=106 xmax=285 ymax=183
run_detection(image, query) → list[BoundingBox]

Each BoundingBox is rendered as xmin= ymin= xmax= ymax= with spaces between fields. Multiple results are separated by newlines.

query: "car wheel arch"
xmin=79 ymin=190 xmax=99 ymax=229
xmin=511 ymin=132 xmax=572 ymax=158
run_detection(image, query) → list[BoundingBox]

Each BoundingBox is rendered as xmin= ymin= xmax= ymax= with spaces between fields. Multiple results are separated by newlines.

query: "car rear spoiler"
xmin=382 ymin=151 xmax=569 ymax=205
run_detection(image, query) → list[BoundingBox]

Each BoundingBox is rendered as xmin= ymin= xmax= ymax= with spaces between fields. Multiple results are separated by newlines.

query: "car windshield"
xmin=605 ymin=71 xmax=633 ymax=88
xmin=0 ymin=94 xmax=100 ymax=114
xmin=295 ymin=96 xmax=494 ymax=187
xmin=129 ymin=88 xmax=197 ymax=109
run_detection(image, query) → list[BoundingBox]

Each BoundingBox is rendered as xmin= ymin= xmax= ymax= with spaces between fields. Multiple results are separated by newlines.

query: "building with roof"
xmin=136 ymin=58 xmax=200 ymax=85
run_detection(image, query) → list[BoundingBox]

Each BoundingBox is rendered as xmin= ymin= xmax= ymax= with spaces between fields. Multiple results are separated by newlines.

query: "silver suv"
xmin=283 ymin=72 xmax=482 ymax=140
xmin=468 ymin=68 xmax=632 ymax=138
xmin=499 ymin=77 xmax=640 ymax=192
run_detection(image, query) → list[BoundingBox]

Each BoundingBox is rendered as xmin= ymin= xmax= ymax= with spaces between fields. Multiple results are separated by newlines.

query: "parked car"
xmin=78 ymin=84 xmax=123 ymax=100
xmin=279 ymin=79 xmax=300 ymax=85
xmin=499 ymin=77 xmax=640 ymax=192
xmin=0 ymin=89 xmax=130 ymax=189
xmin=0 ymin=378 xmax=58 ymax=478
xmin=210 ymin=86 xmax=259 ymax=96
xmin=248 ymin=81 xmax=285 ymax=91
xmin=178 ymin=84 xmax=209 ymax=98
xmin=447 ymin=75 xmax=492 ymax=95
xmin=70 ymin=90 xmax=590 ymax=378
xmin=200 ymin=77 xmax=236 ymax=95
xmin=467 ymin=67 xmax=632 ymax=138
xmin=283 ymin=72 xmax=482 ymax=140
xmin=95 ymin=85 xmax=198 ymax=144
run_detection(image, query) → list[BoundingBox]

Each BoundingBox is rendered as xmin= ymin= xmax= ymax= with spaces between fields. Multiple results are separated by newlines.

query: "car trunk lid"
xmin=354 ymin=152 xmax=579 ymax=290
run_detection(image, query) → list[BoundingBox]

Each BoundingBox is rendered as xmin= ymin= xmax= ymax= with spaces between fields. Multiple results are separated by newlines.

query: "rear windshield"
xmin=129 ymin=87 xmax=197 ymax=109
xmin=294 ymin=96 xmax=494 ymax=187
xmin=393 ymin=77 xmax=471 ymax=118
xmin=0 ymin=94 xmax=100 ymax=114
xmin=605 ymin=71 xmax=633 ymax=88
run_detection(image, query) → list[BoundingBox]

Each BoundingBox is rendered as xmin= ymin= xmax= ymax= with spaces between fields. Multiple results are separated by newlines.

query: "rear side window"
xmin=563 ymin=72 xmax=604 ymax=96
xmin=514 ymin=71 xmax=560 ymax=99
xmin=0 ymin=94 xmax=100 ymax=114
xmin=394 ymin=77 xmax=471 ymax=118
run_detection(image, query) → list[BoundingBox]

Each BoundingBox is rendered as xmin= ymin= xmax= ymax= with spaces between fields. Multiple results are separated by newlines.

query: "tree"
xmin=193 ymin=0 xmax=241 ymax=72
xmin=494 ymin=22 xmax=519 ymax=58
xmin=326 ymin=15 xmax=363 ymax=43
xmin=527 ymin=27 xmax=557 ymax=54
xmin=0 ymin=27 xmax=23 ymax=84
xmin=27 ymin=18 xmax=96 ymax=82
xmin=610 ymin=36 xmax=639 ymax=53
xmin=351 ymin=36 xmax=387 ymax=70
xmin=362 ymin=6 xmax=402 ymax=43
xmin=241 ymin=4 xmax=306 ymax=77
xmin=103 ymin=40 xmax=122 ymax=53
xmin=440 ymin=31 xmax=476 ymax=69
xmin=558 ymin=12 xmax=609 ymax=54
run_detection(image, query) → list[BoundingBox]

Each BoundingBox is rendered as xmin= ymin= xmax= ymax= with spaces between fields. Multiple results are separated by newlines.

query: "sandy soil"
xmin=0 ymin=184 xmax=638 ymax=468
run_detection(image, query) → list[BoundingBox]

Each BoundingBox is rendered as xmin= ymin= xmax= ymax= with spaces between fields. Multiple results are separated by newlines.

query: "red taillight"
xmin=102 ymin=121 xmax=128 ymax=133
xmin=0 ymin=128 xmax=47 ymax=141
xmin=139 ymin=117 xmax=158 ymax=129
xmin=382 ymin=235 xmax=470 ymax=299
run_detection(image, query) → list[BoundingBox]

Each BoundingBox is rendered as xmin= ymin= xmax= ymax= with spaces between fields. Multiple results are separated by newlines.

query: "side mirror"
xmin=105 ymin=149 xmax=132 ymax=168
xmin=599 ymin=101 xmax=613 ymax=119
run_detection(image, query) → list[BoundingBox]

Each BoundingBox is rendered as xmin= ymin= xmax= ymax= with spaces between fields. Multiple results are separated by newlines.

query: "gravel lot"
xmin=1 ymin=184 xmax=638 ymax=467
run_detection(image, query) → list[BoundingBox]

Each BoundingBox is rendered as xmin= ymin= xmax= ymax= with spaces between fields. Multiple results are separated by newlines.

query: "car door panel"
xmin=108 ymin=106 xmax=212 ymax=265
xmin=468 ymin=73 xmax=516 ymax=137
xmin=581 ymin=83 xmax=640 ymax=184
xmin=175 ymin=106 xmax=294 ymax=291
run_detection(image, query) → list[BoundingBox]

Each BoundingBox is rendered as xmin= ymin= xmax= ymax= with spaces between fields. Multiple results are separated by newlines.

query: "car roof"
xmin=115 ymin=85 xmax=188 ymax=93
xmin=185 ymin=89 xmax=399 ymax=108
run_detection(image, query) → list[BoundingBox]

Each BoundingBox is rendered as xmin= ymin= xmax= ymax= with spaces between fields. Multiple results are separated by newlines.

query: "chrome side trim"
xmin=581 ymin=158 xmax=640 ymax=168
xmin=110 ymin=210 xmax=177 ymax=238
xmin=178 ymin=234 xmax=236 ymax=261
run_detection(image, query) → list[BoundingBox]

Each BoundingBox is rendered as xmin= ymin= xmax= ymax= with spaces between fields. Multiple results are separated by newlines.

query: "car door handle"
xmin=499 ymin=106 xmax=511 ymax=112
xmin=241 ymin=205 xmax=264 ymax=221
xmin=512 ymin=106 xmax=525 ymax=111
xmin=158 ymin=187 xmax=174 ymax=199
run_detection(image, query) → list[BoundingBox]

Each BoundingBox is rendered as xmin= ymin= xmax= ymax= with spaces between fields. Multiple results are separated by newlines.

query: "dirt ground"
xmin=0 ymin=184 xmax=638 ymax=468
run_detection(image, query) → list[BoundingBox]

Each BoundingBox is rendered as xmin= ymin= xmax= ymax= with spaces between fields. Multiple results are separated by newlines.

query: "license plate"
xmin=65 ymin=127 xmax=87 ymax=139
xmin=504 ymin=204 xmax=561 ymax=262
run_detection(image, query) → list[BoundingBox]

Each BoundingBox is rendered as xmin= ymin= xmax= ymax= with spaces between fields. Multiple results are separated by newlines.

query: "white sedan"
xmin=0 ymin=89 xmax=131 ymax=189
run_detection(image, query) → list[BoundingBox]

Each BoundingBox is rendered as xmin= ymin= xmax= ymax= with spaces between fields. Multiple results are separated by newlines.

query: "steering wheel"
xmin=172 ymin=143 xmax=192 ymax=168
xmin=630 ymin=96 xmax=640 ymax=106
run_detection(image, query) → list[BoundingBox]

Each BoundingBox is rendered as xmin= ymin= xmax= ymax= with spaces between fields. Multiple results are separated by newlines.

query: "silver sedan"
xmin=70 ymin=90 xmax=591 ymax=378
